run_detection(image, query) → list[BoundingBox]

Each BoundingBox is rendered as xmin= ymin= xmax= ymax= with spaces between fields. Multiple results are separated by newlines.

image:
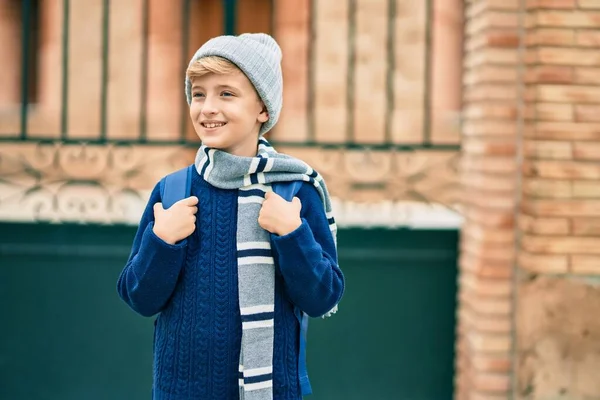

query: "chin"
xmin=199 ymin=137 xmax=220 ymax=147
xmin=204 ymin=141 xmax=232 ymax=152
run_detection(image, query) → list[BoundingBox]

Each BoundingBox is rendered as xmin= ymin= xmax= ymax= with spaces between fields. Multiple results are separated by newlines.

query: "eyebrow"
xmin=216 ymin=84 xmax=238 ymax=91
xmin=191 ymin=84 xmax=238 ymax=91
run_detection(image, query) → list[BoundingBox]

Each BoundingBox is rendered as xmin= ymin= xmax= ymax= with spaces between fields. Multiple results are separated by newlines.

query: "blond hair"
xmin=186 ymin=56 xmax=239 ymax=79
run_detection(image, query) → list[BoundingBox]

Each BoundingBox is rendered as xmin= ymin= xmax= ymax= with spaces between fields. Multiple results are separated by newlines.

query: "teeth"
xmin=204 ymin=122 xmax=225 ymax=128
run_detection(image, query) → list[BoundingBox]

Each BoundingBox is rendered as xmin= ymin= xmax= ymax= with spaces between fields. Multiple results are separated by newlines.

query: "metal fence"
xmin=5 ymin=0 xmax=460 ymax=151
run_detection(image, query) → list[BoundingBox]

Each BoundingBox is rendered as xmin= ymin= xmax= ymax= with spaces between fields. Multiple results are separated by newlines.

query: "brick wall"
xmin=458 ymin=0 xmax=600 ymax=399
xmin=457 ymin=0 xmax=520 ymax=398
xmin=517 ymin=0 xmax=600 ymax=399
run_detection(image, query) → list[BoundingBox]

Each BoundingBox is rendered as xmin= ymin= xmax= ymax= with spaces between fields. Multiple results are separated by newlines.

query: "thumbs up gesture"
xmin=258 ymin=192 xmax=302 ymax=236
xmin=152 ymin=196 xmax=199 ymax=245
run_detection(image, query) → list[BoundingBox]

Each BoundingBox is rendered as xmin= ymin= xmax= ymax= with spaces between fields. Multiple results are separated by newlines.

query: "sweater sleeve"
xmin=116 ymin=182 xmax=188 ymax=317
xmin=271 ymin=183 xmax=345 ymax=318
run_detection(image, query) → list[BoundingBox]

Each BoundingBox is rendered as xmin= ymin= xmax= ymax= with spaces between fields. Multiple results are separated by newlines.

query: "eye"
xmin=221 ymin=91 xmax=234 ymax=97
xmin=192 ymin=92 xmax=205 ymax=98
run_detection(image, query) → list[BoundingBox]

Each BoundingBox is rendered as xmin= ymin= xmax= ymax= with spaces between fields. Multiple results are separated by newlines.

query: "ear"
xmin=257 ymin=104 xmax=269 ymax=123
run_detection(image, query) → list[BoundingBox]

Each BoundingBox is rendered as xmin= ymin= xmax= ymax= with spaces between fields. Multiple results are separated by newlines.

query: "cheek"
xmin=189 ymin=104 xmax=200 ymax=120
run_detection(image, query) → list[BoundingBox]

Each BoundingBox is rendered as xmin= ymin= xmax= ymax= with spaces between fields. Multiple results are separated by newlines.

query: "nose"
xmin=201 ymin=95 xmax=218 ymax=116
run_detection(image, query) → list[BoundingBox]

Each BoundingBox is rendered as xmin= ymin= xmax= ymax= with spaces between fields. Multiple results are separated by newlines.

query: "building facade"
xmin=1 ymin=0 xmax=599 ymax=399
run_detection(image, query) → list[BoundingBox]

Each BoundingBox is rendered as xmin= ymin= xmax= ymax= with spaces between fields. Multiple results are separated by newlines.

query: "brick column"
xmin=457 ymin=0 xmax=520 ymax=398
xmin=459 ymin=0 xmax=600 ymax=399
xmin=516 ymin=1 xmax=600 ymax=399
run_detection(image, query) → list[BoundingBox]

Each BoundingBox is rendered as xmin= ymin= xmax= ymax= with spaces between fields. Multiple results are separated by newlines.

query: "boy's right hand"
xmin=152 ymin=196 xmax=199 ymax=245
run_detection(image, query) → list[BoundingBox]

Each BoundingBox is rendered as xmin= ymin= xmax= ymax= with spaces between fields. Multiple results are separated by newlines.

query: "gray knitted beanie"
xmin=185 ymin=33 xmax=283 ymax=136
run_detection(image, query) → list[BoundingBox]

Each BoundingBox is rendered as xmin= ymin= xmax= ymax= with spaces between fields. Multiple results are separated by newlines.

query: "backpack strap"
xmin=271 ymin=180 xmax=303 ymax=202
xmin=160 ymin=165 xmax=194 ymax=209
xmin=294 ymin=307 xmax=312 ymax=395
xmin=271 ymin=180 xmax=313 ymax=396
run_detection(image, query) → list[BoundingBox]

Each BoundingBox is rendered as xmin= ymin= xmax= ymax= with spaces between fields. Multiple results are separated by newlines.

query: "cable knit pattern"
xmin=117 ymin=171 xmax=345 ymax=400
xmin=191 ymin=173 xmax=212 ymax=396
xmin=212 ymin=185 xmax=237 ymax=398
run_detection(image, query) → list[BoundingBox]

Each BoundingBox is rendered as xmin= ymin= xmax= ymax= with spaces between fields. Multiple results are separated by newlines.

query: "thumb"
xmin=153 ymin=202 xmax=164 ymax=215
xmin=292 ymin=197 xmax=302 ymax=211
xmin=181 ymin=196 xmax=199 ymax=206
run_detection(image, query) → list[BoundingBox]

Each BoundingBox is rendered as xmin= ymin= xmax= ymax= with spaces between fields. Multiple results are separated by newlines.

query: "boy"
xmin=117 ymin=33 xmax=344 ymax=400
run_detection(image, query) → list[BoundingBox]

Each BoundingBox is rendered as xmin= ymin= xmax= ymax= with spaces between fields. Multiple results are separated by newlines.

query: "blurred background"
xmin=0 ymin=0 xmax=598 ymax=399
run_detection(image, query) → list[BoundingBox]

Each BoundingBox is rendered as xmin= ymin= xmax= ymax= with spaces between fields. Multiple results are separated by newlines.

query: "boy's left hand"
xmin=258 ymin=191 xmax=302 ymax=236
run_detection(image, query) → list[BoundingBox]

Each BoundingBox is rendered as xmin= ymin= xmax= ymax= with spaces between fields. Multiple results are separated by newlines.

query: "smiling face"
xmin=187 ymin=57 xmax=269 ymax=157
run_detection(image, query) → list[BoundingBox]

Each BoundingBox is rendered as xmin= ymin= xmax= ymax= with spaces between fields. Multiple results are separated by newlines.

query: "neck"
xmin=224 ymin=137 xmax=259 ymax=158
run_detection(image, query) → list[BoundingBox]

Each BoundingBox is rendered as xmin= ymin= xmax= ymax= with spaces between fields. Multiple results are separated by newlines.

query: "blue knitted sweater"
xmin=117 ymin=171 xmax=345 ymax=400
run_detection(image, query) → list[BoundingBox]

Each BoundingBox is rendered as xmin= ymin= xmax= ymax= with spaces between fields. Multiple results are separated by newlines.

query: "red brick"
xmin=523 ymin=160 xmax=600 ymax=179
xmin=573 ymin=142 xmax=600 ymax=160
xmin=522 ymin=178 xmax=572 ymax=198
xmin=463 ymin=138 xmax=516 ymax=157
xmin=527 ymin=0 xmax=577 ymax=8
xmin=471 ymin=354 xmax=512 ymax=373
xmin=463 ymin=104 xmax=517 ymax=120
xmin=460 ymin=273 xmax=513 ymax=297
xmin=461 ymin=155 xmax=518 ymax=174
xmin=524 ymin=87 xmax=538 ymax=102
xmin=532 ymin=103 xmax=573 ymax=122
xmin=459 ymin=306 xmax=513 ymax=333
xmin=467 ymin=31 xmax=519 ymax=52
xmin=463 ymin=222 xmax=515 ymax=244
xmin=531 ymin=10 xmax=600 ymax=27
xmin=532 ymin=121 xmax=600 ymax=140
xmin=464 ymin=85 xmax=518 ymax=101
xmin=461 ymin=171 xmax=517 ymax=192
xmin=522 ymin=234 xmax=600 ymax=254
xmin=571 ymin=255 xmax=600 ymax=274
xmin=576 ymin=30 xmax=600 ymax=47
xmin=572 ymin=218 xmax=600 ymax=235
xmin=518 ymin=251 xmax=569 ymax=272
xmin=464 ymin=48 xmax=519 ymax=68
xmin=487 ymin=31 xmax=520 ymax=48
xmin=464 ymin=65 xmax=518 ymax=85
xmin=461 ymin=291 xmax=512 ymax=315
xmin=524 ymin=48 xmax=539 ymax=64
xmin=525 ymin=12 xmax=537 ymax=28
xmin=518 ymin=214 xmax=570 ymax=234
xmin=573 ymin=180 xmax=600 ymax=197
xmin=522 ymin=199 xmax=600 ymax=216
xmin=524 ymin=105 xmax=536 ymax=121
xmin=469 ymin=392 xmax=511 ymax=400
xmin=466 ymin=332 xmax=512 ymax=354
xmin=466 ymin=0 xmax=519 ymax=20
xmin=467 ymin=13 xmax=519 ymax=35
xmin=575 ymin=67 xmax=600 ymax=84
xmin=464 ymin=0 xmax=519 ymax=23
xmin=470 ymin=371 xmax=511 ymax=394
xmin=524 ymin=65 xmax=573 ymax=84
xmin=463 ymin=121 xmax=518 ymax=137
xmin=461 ymin=189 xmax=517 ymax=210
xmin=536 ymin=47 xmax=600 ymax=66
xmin=459 ymin=248 xmax=515 ymax=279
xmin=520 ymin=123 xmax=534 ymax=138
xmin=523 ymin=140 xmax=573 ymax=159
xmin=461 ymin=240 xmax=516 ymax=265
xmin=578 ymin=0 xmax=600 ymax=8
xmin=525 ymin=28 xmax=575 ymax=46
xmin=575 ymin=105 xmax=600 ymax=123
xmin=463 ymin=206 xmax=515 ymax=229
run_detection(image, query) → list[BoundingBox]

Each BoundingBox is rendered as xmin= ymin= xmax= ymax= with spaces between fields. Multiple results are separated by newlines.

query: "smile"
xmin=201 ymin=122 xmax=227 ymax=128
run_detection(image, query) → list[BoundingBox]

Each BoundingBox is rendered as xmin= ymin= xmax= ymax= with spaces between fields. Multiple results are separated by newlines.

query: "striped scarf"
xmin=194 ymin=138 xmax=338 ymax=400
